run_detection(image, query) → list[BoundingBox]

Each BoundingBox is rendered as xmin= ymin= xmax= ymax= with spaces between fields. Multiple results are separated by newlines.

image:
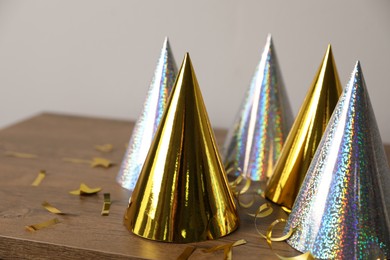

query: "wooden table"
xmin=0 ymin=113 xmax=389 ymax=259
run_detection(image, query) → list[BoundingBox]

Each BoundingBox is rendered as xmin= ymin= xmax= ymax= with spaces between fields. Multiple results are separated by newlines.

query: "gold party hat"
xmin=124 ymin=53 xmax=239 ymax=243
xmin=265 ymin=45 xmax=342 ymax=211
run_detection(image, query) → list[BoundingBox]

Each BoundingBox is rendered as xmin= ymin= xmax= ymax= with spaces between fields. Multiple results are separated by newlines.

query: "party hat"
xmin=117 ymin=37 xmax=177 ymax=190
xmin=265 ymin=45 xmax=343 ymax=211
xmin=124 ymin=53 xmax=239 ymax=243
xmin=223 ymin=35 xmax=293 ymax=181
xmin=285 ymin=62 xmax=390 ymax=259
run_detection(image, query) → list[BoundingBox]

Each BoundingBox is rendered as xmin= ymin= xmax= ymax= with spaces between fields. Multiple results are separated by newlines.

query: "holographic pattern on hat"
xmin=223 ymin=35 xmax=293 ymax=181
xmin=117 ymin=37 xmax=177 ymax=190
xmin=286 ymin=62 xmax=390 ymax=259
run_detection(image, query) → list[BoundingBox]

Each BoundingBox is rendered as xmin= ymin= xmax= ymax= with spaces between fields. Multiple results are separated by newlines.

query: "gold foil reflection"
xmin=265 ymin=45 xmax=342 ymax=211
xmin=124 ymin=53 xmax=239 ymax=243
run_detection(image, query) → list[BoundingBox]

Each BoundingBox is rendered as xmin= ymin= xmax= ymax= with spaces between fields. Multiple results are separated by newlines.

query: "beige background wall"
xmin=1 ymin=0 xmax=389 ymax=142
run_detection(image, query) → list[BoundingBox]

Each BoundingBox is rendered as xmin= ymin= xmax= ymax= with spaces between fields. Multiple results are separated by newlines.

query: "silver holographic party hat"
xmin=117 ymin=37 xmax=177 ymax=190
xmin=223 ymin=35 xmax=293 ymax=181
xmin=286 ymin=61 xmax=390 ymax=259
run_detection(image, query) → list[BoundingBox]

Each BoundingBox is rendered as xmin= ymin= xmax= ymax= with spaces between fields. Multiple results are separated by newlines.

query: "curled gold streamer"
xmin=254 ymin=203 xmax=290 ymax=241
xmin=265 ymin=219 xmax=314 ymax=260
xmin=238 ymin=194 xmax=255 ymax=208
xmin=238 ymin=177 xmax=251 ymax=195
xmin=25 ymin=218 xmax=60 ymax=231
xmin=226 ymin=166 xmax=242 ymax=177
xmin=227 ymin=167 xmax=244 ymax=194
xmin=250 ymin=202 xmax=273 ymax=219
xmin=203 ymin=239 xmax=246 ymax=260
xmin=264 ymin=219 xmax=294 ymax=242
xmin=31 ymin=170 xmax=46 ymax=186
xmin=229 ymin=173 xmax=251 ymax=197
xmin=5 ymin=151 xmax=37 ymax=159
xmin=235 ymin=190 xmax=270 ymax=217
xmin=235 ymin=186 xmax=257 ymax=210
xmin=101 ymin=193 xmax=111 ymax=216
xmin=176 ymin=246 xmax=196 ymax=260
xmin=253 ymin=203 xmax=314 ymax=259
xmin=229 ymin=175 xmax=243 ymax=188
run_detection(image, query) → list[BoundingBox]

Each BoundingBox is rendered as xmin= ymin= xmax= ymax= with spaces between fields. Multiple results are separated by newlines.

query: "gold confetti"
xmin=62 ymin=157 xmax=115 ymax=168
xmin=203 ymin=239 xmax=246 ymax=260
xmin=31 ymin=170 xmax=46 ymax=186
xmin=69 ymin=183 xmax=102 ymax=195
xmin=177 ymin=246 xmax=196 ymax=260
xmin=91 ymin=157 xmax=114 ymax=168
xmin=42 ymin=201 xmax=65 ymax=215
xmin=25 ymin=218 xmax=60 ymax=231
xmin=6 ymin=151 xmax=37 ymax=159
xmin=62 ymin=157 xmax=91 ymax=164
xmin=101 ymin=193 xmax=111 ymax=216
xmin=95 ymin=144 xmax=113 ymax=153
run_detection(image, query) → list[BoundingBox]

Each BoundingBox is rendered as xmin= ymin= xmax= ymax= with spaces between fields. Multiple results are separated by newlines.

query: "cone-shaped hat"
xmin=117 ymin=37 xmax=177 ymax=190
xmin=223 ymin=35 xmax=293 ymax=181
xmin=124 ymin=53 xmax=239 ymax=243
xmin=265 ymin=45 xmax=343 ymax=211
xmin=285 ymin=62 xmax=390 ymax=259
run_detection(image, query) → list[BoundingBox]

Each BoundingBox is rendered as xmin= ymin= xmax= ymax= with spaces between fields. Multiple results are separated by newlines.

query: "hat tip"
xmin=326 ymin=44 xmax=333 ymax=54
xmin=355 ymin=60 xmax=362 ymax=71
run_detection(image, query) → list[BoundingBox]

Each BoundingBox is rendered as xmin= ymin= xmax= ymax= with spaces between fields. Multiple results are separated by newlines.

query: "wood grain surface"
xmin=0 ymin=113 xmax=389 ymax=260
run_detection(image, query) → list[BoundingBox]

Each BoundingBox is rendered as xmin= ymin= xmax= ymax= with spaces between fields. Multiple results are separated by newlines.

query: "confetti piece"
xmin=25 ymin=218 xmax=60 ymax=231
xmin=95 ymin=144 xmax=113 ymax=153
xmin=177 ymin=246 xmax=196 ymax=260
xmin=101 ymin=193 xmax=111 ymax=216
xmin=91 ymin=157 xmax=114 ymax=168
xmin=5 ymin=151 xmax=37 ymax=159
xmin=69 ymin=183 xmax=102 ymax=195
xmin=42 ymin=201 xmax=65 ymax=215
xmin=62 ymin=158 xmax=91 ymax=164
xmin=31 ymin=170 xmax=46 ymax=186
xmin=203 ymin=239 xmax=246 ymax=260
xmin=63 ymin=157 xmax=114 ymax=168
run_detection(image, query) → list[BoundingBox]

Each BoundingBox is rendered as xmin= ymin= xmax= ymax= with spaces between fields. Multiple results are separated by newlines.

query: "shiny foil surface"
xmin=117 ymin=37 xmax=177 ymax=190
xmin=286 ymin=62 xmax=390 ymax=259
xmin=223 ymin=35 xmax=293 ymax=181
xmin=265 ymin=45 xmax=343 ymax=211
xmin=124 ymin=53 xmax=239 ymax=243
